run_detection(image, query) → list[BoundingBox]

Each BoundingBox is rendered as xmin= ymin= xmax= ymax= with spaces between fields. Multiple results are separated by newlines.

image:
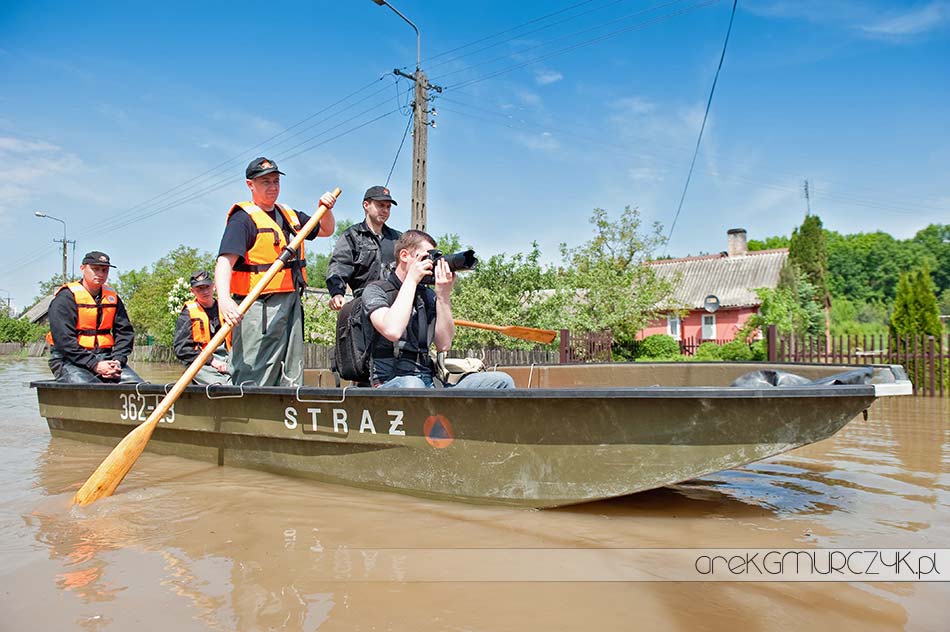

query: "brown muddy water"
xmin=1 ymin=358 xmax=947 ymax=631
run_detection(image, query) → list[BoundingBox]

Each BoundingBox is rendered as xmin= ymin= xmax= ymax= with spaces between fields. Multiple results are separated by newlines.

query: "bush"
xmin=719 ymin=340 xmax=754 ymax=361
xmin=0 ymin=316 xmax=47 ymax=343
xmin=637 ymin=334 xmax=680 ymax=359
xmin=694 ymin=342 xmax=722 ymax=360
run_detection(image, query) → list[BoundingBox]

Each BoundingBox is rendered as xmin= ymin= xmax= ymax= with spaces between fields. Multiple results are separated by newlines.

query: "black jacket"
xmin=326 ymin=221 xmax=402 ymax=298
xmin=47 ymin=285 xmax=135 ymax=371
xmin=172 ymin=301 xmax=222 ymax=366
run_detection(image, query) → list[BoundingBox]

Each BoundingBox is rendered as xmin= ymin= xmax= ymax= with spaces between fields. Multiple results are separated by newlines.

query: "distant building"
xmin=19 ymin=294 xmax=55 ymax=326
xmin=639 ymin=229 xmax=788 ymax=343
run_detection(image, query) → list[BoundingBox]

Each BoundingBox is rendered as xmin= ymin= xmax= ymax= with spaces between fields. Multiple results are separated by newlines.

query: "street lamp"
xmin=370 ymin=0 xmax=440 ymax=231
xmin=371 ymin=0 xmax=420 ymax=70
xmin=34 ymin=211 xmax=71 ymax=285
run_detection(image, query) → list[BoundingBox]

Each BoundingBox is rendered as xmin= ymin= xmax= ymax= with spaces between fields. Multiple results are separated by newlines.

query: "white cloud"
xmin=534 ymin=69 xmax=563 ymax=85
xmin=515 ymin=90 xmax=542 ymax=107
xmin=0 ymin=136 xmax=82 ymax=220
xmin=744 ymin=0 xmax=949 ymax=40
xmin=210 ymin=110 xmax=282 ymax=135
xmin=515 ymin=131 xmax=559 ymax=151
xmin=860 ymin=3 xmax=948 ymax=37
xmin=629 ymin=166 xmax=664 ymax=183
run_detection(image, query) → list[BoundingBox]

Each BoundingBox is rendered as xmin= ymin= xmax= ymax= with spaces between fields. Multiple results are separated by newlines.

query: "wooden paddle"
xmin=453 ymin=319 xmax=558 ymax=344
xmin=71 ymin=188 xmax=341 ymax=506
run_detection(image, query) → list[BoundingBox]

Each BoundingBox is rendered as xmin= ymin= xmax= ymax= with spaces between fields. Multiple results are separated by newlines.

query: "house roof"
xmin=647 ymin=248 xmax=788 ymax=309
xmin=19 ymin=294 xmax=55 ymax=323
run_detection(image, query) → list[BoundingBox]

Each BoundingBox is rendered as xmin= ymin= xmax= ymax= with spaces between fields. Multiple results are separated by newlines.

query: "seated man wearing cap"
xmin=46 ymin=250 xmax=143 ymax=384
xmin=326 ymin=185 xmax=403 ymax=310
xmin=364 ymin=230 xmax=514 ymax=390
xmin=215 ymin=157 xmax=337 ymax=387
xmin=172 ymin=271 xmax=232 ymax=385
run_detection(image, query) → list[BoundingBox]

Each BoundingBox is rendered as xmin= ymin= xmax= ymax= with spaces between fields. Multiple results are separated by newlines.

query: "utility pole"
xmin=803 ymin=179 xmax=811 ymax=216
xmin=371 ymin=0 xmax=441 ymax=231
xmin=34 ymin=212 xmax=75 ymax=285
xmin=394 ymin=67 xmax=441 ymax=231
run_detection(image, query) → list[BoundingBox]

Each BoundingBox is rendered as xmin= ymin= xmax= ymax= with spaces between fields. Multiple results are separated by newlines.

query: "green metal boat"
xmin=32 ymin=362 xmax=912 ymax=508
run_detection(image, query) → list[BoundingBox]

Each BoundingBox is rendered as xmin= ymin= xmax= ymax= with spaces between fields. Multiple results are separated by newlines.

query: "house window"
xmin=702 ymin=314 xmax=716 ymax=340
xmin=667 ymin=315 xmax=681 ymax=339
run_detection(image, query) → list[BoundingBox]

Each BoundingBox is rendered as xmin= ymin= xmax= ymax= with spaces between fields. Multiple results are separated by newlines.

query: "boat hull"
xmin=33 ymin=362 xmax=897 ymax=507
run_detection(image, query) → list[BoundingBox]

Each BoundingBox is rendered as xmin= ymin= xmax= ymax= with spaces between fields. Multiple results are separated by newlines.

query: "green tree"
xmin=747 ymin=235 xmax=790 ymax=251
xmin=33 ymin=273 xmax=79 ymax=303
xmin=118 ymin=246 xmax=216 ymax=345
xmin=305 ymin=219 xmax=353 ymax=290
xmin=789 ymin=215 xmax=831 ymax=341
xmin=740 ymin=265 xmax=823 ymax=339
xmin=0 ymin=315 xmax=46 ymax=343
xmin=452 ymin=242 xmax=564 ymax=349
xmin=890 ymin=268 xmax=941 ymax=337
xmin=558 ymin=206 xmax=675 ymax=356
xmin=911 ymin=224 xmax=950 ymax=295
xmin=939 ymin=289 xmax=950 ymax=321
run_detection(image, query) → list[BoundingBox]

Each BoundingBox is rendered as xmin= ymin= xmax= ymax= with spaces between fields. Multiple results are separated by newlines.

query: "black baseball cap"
xmin=363 ymin=185 xmax=397 ymax=205
xmin=189 ymin=270 xmax=213 ymax=287
xmin=81 ymin=251 xmax=117 ymax=268
xmin=246 ymin=157 xmax=285 ymax=180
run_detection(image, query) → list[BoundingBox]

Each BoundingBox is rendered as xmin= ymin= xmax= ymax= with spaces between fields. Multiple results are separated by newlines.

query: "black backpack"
xmin=332 ymin=280 xmax=398 ymax=383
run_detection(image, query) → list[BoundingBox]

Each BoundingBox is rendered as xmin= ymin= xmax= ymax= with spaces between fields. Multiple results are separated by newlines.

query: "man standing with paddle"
xmin=363 ymin=229 xmax=514 ymax=389
xmin=215 ymin=157 xmax=337 ymax=386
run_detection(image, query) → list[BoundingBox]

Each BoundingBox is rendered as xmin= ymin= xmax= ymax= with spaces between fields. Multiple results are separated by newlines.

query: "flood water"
xmin=1 ymin=358 xmax=947 ymax=631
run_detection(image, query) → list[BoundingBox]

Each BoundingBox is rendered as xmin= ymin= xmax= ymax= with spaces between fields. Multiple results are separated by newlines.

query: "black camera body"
xmin=421 ymin=249 xmax=477 ymax=285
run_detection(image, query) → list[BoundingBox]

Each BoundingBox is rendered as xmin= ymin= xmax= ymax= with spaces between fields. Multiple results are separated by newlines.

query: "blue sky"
xmin=2 ymin=0 xmax=948 ymax=313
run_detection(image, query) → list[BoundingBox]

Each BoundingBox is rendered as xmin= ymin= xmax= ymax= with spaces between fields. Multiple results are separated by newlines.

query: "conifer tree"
xmin=912 ymin=268 xmax=942 ymax=336
xmin=890 ymin=267 xmax=941 ymax=336
xmin=789 ymin=214 xmax=831 ymax=343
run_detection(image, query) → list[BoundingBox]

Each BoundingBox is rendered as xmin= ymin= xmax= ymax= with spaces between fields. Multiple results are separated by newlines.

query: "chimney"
xmin=727 ymin=228 xmax=748 ymax=256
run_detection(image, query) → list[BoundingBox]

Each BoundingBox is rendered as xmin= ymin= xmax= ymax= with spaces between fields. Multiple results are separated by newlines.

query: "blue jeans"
xmin=376 ymin=371 xmax=515 ymax=390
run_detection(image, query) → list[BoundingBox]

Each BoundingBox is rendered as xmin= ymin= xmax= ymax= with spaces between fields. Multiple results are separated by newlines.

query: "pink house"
xmin=638 ymin=229 xmax=788 ymax=347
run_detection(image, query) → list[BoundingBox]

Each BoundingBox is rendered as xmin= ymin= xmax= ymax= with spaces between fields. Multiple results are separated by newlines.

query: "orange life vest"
xmin=45 ymin=282 xmax=118 ymax=350
xmin=227 ymin=201 xmax=307 ymax=296
xmin=184 ymin=300 xmax=231 ymax=351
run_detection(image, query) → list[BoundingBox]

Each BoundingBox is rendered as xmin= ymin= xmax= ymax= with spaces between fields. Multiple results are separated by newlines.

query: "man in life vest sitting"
xmin=215 ymin=157 xmax=336 ymax=386
xmin=172 ymin=270 xmax=231 ymax=385
xmin=46 ymin=250 xmax=143 ymax=384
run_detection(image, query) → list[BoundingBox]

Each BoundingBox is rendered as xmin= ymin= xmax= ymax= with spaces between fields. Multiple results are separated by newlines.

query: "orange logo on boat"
xmin=423 ymin=414 xmax=454 ymax=448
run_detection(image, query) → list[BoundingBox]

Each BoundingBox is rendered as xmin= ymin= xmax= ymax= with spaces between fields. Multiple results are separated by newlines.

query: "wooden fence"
xmin=2 ymin=331 xmax=605 ymax=369
xmin=559 ymin=329 xmax=613 ymax=364
xmin=771 ymin=328 xmax=949 ymax=397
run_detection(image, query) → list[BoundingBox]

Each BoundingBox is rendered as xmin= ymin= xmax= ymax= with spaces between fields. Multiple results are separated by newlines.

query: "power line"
xmin=444 ymin=0 xmax=717 ymax=90
xmin=386 ymin=114 xmax=413 ymax=188
xmin=421 ymin=0 xmax=637 ymax=74
xmin=77 ymin=76 xmax=396 ymax=238
xmin=415 ymin=0 xmax=607 ymax=67
xmin=439 ymin=94 xmax=947 ymax=221
xmin=665 ymin=0 xmax=737 ymax=249
xmin=97 ymin=105 xmax=405 ymax=238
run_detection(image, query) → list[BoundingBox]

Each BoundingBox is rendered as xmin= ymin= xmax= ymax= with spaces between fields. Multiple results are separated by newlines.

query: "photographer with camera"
xmin=362 ymin=229 xmax=514 ymax=389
